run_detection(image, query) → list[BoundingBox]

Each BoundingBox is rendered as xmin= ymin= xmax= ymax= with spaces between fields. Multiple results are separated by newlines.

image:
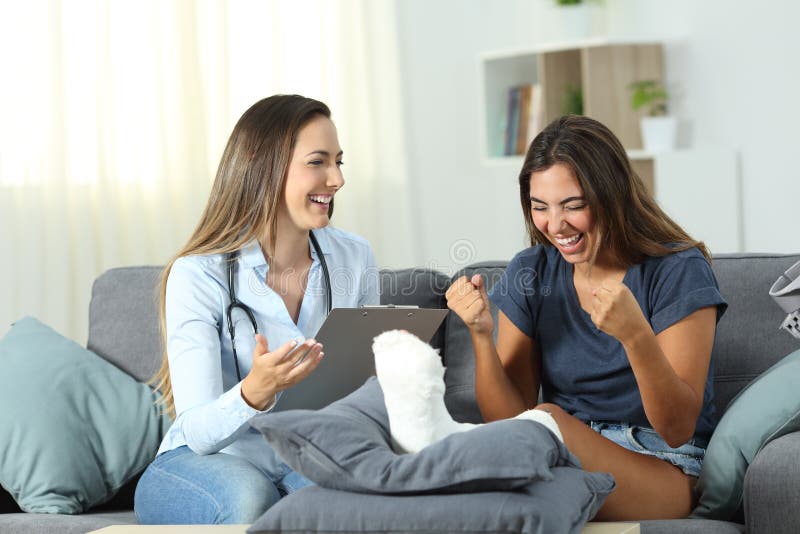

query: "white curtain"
xmin=0 ymin=0 xmax=413 ymax=343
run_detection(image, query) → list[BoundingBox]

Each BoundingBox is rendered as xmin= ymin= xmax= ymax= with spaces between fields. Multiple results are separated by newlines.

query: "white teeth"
xmin=309 ymin=195 xmax=332 ymax=204
xmin=555 ymin=234 xmax=581 ymax=246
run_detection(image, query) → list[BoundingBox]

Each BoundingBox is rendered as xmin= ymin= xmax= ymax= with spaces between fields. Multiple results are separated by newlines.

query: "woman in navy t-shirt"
xmin=446 ymin=115 xmax=726 ymax=520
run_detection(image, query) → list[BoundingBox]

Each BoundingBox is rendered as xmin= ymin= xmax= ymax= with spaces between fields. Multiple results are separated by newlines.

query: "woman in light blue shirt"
xmin=134 ymin=95 xmax=379 ymax=524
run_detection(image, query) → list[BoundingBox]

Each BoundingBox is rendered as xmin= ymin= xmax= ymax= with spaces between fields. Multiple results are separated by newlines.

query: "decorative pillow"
xmin=692 ymin=348 xmax=800 ymax=520
xmin=0 ymin=317 xmax=172 ymax=513
xmin=250 ymin=377 xmax=577 ymax=494
xmin=249 ymin=466 xmax=615 ymax=534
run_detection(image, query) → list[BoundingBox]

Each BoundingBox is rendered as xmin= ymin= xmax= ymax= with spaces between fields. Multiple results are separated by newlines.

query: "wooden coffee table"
xmin=90 ymin=522 xmax=640 ymax=533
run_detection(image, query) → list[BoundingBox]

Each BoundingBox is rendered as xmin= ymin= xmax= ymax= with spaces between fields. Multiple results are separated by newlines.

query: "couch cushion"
xmin=0 ymin=511 xmax=136 ymax=534
xmin=442 ymin=262 xmax=508 ymax=423
xmin=692 ymin=349 xmax=800 ymax=521
xmin=742 ymin=431 xmax=800 ymax=534
xmin=710 ymin=253 xmax=800 ymax=413
xmin=0 ymin=317 xmax=170 ymax=513
xmin=87 ymin=266 xmax=163 ymax=382
xmin=639 ymin=519 xmax=744 ymax=533
xmin=249 ymin=467 xmax=614 ymax=534
xmin=251 ymin=377 xmax=575 ymax=495
xmin=379 ymin=267 xmax=450 ymax=352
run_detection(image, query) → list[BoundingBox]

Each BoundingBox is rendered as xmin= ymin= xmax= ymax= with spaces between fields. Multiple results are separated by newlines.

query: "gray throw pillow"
xmin=249 ymin=466 xmax=615 ymax=534
xmin=250 ymin=377 xmax=577 ymax=494
xmin=0 ymin=317 xmax=171 ymax=513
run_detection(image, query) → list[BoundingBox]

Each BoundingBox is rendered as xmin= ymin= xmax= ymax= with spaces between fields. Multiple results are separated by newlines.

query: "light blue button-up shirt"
xmin=157 ymin=226 xmax=379 ymax=477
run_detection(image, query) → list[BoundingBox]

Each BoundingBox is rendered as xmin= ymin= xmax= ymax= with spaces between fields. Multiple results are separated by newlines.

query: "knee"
xmin=219 ymin=480 xmax=281 ymax=524
xmin=534 ymin=403 xmax=568 ymax=423
xmin=513 ymin=404 xmax=565 ymax=443
xmin=535 ymin=402 xmax=564 ymax=415
xmin=134 ymin=452 xmax=281 ymax=525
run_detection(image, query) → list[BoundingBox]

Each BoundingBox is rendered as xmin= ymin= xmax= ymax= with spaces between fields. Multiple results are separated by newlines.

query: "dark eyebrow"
xmin=305 ymin=150 xmax=344 ymax=158
xmin=529 ymin=196 xmax=585 ymax=205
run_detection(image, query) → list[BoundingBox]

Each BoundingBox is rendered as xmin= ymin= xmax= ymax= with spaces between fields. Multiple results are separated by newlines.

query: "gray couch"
xmin=2 ymin=253 xmax=799 ymax=534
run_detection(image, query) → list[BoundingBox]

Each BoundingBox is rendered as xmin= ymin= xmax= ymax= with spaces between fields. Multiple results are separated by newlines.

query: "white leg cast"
xmin=373 ymin=330 xmax=476 ymax=454
xmin=514 ymin=409 xmax=564 ymax=443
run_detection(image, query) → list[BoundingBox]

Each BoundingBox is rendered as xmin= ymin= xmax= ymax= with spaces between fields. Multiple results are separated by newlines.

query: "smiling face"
xmin=529 ymin=162 xmax=596 ymax=265
xmin=278 ymin=115 xmax=344 ymax=234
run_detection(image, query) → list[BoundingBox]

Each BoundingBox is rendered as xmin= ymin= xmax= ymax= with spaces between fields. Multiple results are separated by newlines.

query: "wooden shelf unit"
xmin=480 ymin=38 xmax=664 ymax=162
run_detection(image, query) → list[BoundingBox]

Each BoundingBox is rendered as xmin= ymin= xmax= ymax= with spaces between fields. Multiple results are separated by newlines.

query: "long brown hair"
xmin=518 ymin=115 xmax=709 ymax=267
xmin=152 ymin=95 xmax=332 ymax=418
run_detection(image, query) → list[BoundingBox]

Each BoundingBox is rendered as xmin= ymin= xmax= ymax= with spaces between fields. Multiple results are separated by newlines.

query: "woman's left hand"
xmin=589 ymin=280 xmax=650 ymax=345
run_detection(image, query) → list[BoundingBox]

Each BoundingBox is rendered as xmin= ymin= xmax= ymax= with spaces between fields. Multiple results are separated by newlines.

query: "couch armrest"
xmin=743 ymin=431 xmax=800 ymax=533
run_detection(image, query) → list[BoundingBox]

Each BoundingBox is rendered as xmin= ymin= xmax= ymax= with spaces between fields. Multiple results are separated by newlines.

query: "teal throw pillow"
xmin=0 ymin=317 xmax=171 ymax=513
xmin=692 ymin=348 xmax=800 ymax=520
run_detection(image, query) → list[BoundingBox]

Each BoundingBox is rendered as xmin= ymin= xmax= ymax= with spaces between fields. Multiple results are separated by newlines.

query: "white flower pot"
xmin=557 ymin=4 xmax=605 ymax=40
xmin=640 ymin=116 xmax=677 ymax=152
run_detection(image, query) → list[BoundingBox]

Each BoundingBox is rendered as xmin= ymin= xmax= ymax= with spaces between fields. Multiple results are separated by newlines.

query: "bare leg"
xmin=537 ymin=403 xmax=696 ymax=520
xmin=514 ymin=409 xmax=564 ymax=442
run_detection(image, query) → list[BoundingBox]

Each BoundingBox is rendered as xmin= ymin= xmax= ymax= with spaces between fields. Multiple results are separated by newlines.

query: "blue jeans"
xmin=589 ymin=422 xmax=708 ymax=477
xmin=134 ymin=446 xmax=313 ymax=524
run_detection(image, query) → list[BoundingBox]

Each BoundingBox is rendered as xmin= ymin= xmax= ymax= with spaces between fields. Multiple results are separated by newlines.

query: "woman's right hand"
xmin=446 ymin=274 xmax=494 ymax=336
xmin=240 ymin=335 xmax=323 ymax=410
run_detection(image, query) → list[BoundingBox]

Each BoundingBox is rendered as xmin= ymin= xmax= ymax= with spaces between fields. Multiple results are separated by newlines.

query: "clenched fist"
xmin=589 ymin=279 xmax=650 ymax=345
xmin=446 ymin=274 xmax=494 ymax=336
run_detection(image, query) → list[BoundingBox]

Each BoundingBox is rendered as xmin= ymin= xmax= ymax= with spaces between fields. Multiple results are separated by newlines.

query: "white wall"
xmin=392 ymin=0 xmax=800 ymax=274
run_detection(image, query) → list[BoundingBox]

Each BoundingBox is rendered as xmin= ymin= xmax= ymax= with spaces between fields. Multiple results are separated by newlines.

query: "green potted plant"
xmin=562 ymin=83 xmax=584 ymax=116
xmin=628 ymin=79 xmax=677 ymax=152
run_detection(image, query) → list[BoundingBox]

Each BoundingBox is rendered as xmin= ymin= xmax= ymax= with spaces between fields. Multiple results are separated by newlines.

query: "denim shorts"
xmin=589 ymin=421 xmax=708 ymax=477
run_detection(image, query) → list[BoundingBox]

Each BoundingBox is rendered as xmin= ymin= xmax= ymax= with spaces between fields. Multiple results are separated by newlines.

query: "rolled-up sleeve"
xmin=649 ymin=255 xmax=728 ymax=335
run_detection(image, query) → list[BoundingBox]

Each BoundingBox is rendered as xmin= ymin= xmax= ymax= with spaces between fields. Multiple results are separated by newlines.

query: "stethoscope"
xmin=225 ymin=230 xmax=332 ymax=382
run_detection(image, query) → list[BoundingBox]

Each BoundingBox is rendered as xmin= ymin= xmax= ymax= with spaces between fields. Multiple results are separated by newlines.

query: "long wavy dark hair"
xmin=518 ymin=115 xmax=709 ymax=267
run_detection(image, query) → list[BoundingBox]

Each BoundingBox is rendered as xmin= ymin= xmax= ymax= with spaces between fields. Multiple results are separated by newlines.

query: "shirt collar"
xmin=238 ymin=228 xmax=332 ymax=269
xmin=309 ymin=228 xmax=331 ymax=261
xmin=238 ymin=239 xmax=267 ymax=269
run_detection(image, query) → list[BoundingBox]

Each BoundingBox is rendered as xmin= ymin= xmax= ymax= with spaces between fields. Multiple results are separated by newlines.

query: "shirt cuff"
xmin=260 ymin=394 xmax=278 ymax=412
xmin=228 ymin=381 xmax=280 ymax=414
xmin=218 ymin=381 xmax=262 ymax=420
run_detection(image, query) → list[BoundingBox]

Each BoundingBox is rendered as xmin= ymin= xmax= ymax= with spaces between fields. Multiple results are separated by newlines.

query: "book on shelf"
xmin=504 ymin=86 xmax=521 ymax=156
xmin=504 ymin=83 xmax=543 ymax=156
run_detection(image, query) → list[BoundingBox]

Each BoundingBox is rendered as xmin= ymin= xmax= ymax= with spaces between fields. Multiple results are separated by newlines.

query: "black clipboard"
xmin=273 ymin=306 xmax=449 ymax=411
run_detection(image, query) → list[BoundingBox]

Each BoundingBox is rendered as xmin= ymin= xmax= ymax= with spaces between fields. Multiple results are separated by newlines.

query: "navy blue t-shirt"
xmin=489 ymin=245 xmax=728 ymax=439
